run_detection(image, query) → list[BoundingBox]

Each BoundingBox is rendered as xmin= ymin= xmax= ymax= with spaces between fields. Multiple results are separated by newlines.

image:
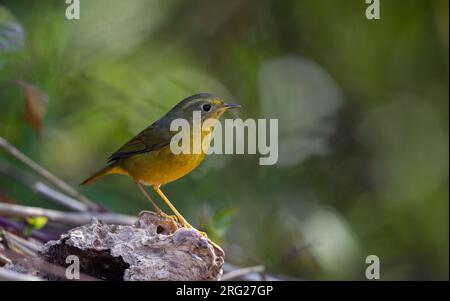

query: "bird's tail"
xmin=80 ymin=163 xmax=126 ymax=186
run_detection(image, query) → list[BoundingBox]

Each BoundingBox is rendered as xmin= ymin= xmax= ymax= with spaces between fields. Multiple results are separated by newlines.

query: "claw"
xmin=197 ymin=230 xmax=208 ymax=238
xmin=180 ymin=222 xmax=208 ymax=237
xmin=179 ymin=220 xmax=193 ymax=229
xmin=157 ymin=211 xmax=178 ymax=222
xmin=167 ymin=214 xmax=179 ymax=223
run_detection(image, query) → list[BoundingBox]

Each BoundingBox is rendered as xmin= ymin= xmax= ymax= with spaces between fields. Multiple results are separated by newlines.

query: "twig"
xmin=0 ymin=267 xmax=44 ymax=281
xmin=222 ymin=262 xmax=296 ymax=281
xmin=221 ymin=265 xmax=265 ymax=281
xmin=0 ymin=159 xmax=88 ymax=212
xmin=1 ymin=229 xmax=42 ymax=254
xmin=0 ymin=136 xmax=98 ymax=211
xmin=0 ymin=203 xmax=136 ymax=226
xmin=0 ymin=253 xmax=12 ymax=266
xmin=0 ymin=228 xmax=37 ymax=258
xmin=1 ymin=242 xmax=100 ymax=281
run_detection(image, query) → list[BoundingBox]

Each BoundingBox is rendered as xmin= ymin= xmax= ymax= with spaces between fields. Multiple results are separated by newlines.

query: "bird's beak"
xmin=223 ymin=103 xmax=241 ymax=109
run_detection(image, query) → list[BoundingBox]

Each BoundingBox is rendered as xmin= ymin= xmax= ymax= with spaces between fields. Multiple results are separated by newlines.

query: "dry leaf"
xmin=16 ymin=80 xmax=49 ymax=136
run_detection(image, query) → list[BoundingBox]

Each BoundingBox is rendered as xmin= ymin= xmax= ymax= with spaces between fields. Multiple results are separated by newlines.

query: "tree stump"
xmin=38 ymin=211 xmax=225 ymax=280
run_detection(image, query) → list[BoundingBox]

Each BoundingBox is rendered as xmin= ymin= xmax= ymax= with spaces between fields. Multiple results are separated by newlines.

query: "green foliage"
xmin=25 ymin=216 xmax=48 ymax=230
xmin=23 ymin=216 xmax=48 ymax=237
xmin=199 ymin=205 xmax=236 ymax=244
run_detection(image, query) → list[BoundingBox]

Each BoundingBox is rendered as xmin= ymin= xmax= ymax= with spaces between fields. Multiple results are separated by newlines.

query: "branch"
xmin=0 ymin=253 xmax=12 ymax=265
xmin=0 ymin=136 xmax=98 ymax=211
xmin=0 ymin=159 xmax=88 ymax=212
xmin=221 ymin=264 xmax=265 ymax=281
xmin=1 ymin=229 xmax=100 ymax=281
xmin=0 ymin=268 xmax=44 ymax=281
xmin=0 ymin=203 xmax=136 ymax=226
xmin=1 ymin=228 xmax=42 ymax=255
xmin=222 ymin=262 xmax=296 ymax=281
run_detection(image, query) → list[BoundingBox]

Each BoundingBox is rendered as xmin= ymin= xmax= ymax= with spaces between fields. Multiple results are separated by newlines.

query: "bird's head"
xmin=169 ymin=93 xmax=241 ymax=122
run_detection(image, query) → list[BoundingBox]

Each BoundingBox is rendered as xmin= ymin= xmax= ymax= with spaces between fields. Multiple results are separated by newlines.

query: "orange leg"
xmin=150 ymin=185 xmax=207 ymax=237
xmin=137 ymin=182 xmax=178 ymax=224
xmin=152 ymin=185 xmax=192 ymax=228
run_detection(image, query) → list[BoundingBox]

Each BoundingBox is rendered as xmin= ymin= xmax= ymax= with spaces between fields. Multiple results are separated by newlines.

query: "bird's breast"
xmin=120 ymin=127 xmax=215 ymax=185
xmin=121 ymin=145 xmax=206 ymax=186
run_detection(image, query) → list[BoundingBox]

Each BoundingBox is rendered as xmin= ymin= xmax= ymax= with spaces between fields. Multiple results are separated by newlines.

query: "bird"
xmin=81 ymin=93 xmax=241 ymax=234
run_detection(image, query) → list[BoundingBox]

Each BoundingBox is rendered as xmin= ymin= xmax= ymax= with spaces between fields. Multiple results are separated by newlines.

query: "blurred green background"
xmin=0 ymin=0 xmax=448 ymax=280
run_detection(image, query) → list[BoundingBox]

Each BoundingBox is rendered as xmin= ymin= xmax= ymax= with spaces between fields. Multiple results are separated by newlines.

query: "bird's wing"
xmin=107 ymin=120 xmax=174 ymax=163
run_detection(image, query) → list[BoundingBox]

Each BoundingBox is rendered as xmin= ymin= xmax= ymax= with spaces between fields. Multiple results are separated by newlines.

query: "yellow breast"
xmin=119 ymin=129 xmax=213 ymax=186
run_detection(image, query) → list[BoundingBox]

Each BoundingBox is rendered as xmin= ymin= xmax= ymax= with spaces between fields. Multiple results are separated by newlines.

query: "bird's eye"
xmin=201 ymin=104 xmax=212 ymax=112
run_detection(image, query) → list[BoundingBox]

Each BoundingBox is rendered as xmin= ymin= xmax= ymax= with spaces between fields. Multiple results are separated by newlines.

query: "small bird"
xmin=81 ymin=93 xmax=240 ymax=233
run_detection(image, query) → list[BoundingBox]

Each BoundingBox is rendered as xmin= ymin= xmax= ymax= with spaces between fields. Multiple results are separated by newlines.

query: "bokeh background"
xmin=0 ymin=0 xmax=448 ymax=280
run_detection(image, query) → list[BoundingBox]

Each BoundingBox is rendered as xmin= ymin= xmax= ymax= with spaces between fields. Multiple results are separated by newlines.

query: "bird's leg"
xmin=152 ymin=185 xmax=191 ymax=227
xmin=152 ymin=185 xmax=208 ymax=237
xmin=136 ymin=182 xmax=177 ymax=222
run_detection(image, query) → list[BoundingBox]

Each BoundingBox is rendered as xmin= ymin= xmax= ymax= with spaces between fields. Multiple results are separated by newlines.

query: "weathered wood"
xmin=38 ymin=211 xmax=225 ymax=281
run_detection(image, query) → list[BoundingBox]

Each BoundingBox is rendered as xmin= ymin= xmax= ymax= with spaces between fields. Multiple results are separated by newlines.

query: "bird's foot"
xmin=179 ymin=220 xmax=208 ymax=238
xmin=156 ymin=211 xmax=178 ymax=222
xmin=196 ymin=230 xmax=208 ymax=238
xmin=154 ymin=211 xmax=179 ymax=229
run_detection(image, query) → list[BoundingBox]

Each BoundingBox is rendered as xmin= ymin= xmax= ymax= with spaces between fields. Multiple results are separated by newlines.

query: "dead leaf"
xmin=16 ymin=80 xmax=49 ymax=136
